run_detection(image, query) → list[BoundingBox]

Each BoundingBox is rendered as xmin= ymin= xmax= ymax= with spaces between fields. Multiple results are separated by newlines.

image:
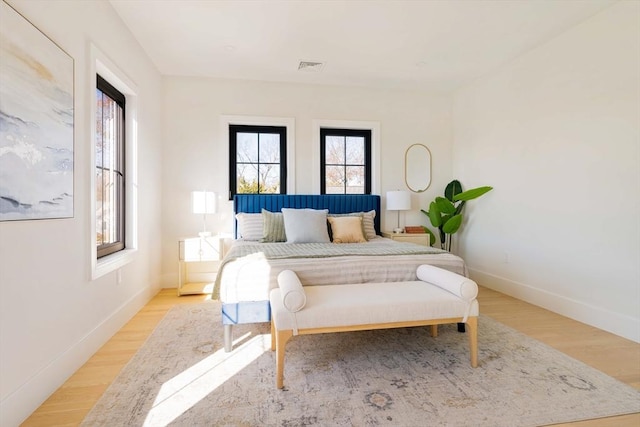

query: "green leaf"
xmin=428 ymin=201 xmax=442 ymax=227
xmin=424 ymin=228 xmax=436 ymax=246
xmin=453 ymin=186 xmax=493 ymax=201
xmin=435 ymin=196 xmax=456 ymax=214
xmin=444 ymin=180 xmax=462 ymax=201
xmin=441 ymin=213 xmax=453 ymax=224
xmin=442 ymin=214 xmax=463 ymax=234
xmin=454 ymin=200 xmax=466 ymax=215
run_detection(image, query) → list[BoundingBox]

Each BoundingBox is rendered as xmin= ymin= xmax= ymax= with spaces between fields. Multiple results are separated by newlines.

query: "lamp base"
xmin=198 ymin=231 xmax=212 ymax=237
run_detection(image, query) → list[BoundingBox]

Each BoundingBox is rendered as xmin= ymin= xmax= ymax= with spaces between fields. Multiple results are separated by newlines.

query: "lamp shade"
xmin=386 ymin=190 xmax=411 ymax=211
xmin=192 ymin=191 xmax=216 ymax=214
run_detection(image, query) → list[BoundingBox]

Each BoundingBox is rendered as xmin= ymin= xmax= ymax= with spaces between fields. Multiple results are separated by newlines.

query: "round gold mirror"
xmin=405 ymin=144 xmax=432 ymax=193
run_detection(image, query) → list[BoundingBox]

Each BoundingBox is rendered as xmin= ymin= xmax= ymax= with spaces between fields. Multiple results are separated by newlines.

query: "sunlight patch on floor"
xmin=143 ymin=332 xmax=270 ymax=426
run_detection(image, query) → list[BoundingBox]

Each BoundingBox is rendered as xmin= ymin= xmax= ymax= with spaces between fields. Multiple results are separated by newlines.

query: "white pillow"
xmin=416 ymin=264 xmax=478 ymax=301
xmin=235 ymin=212 xmax=263 ymax=241
xmin=282 ymin=208 xmax=330 ymax=243
xmin=277 ymin=270 xmax=307 ymax=312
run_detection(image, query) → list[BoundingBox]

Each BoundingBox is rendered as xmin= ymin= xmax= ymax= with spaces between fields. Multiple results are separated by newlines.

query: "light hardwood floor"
xmin=22 ymin=287 xmax=639 ymax=426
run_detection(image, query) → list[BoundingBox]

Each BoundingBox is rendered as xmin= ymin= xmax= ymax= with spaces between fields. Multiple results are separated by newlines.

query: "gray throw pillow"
xmin=282 ymin=208 xmax=330 ymax=243
xmin=261 ymin=209 xmax=286 ymax=242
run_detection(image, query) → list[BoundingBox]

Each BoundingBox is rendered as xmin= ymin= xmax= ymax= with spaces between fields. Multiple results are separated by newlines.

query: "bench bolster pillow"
xmin=277 ymin=270 xmax=307 ymax=312
xmin=416 ymin=264 xmax=478 ymax=301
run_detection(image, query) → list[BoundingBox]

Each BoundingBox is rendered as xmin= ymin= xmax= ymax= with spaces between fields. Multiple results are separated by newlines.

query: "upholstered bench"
xmin=269 ymin=265 xmax=480 ymax=389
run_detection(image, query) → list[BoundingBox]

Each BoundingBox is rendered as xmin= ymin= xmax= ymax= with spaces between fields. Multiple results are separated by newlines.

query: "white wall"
xmin=452 ymin=1 xmax=640 ymax=342
xmin=160 ymin=77 xmax=453 ymax=286
xmin=0 ymin=1 xmax=163 ymax=425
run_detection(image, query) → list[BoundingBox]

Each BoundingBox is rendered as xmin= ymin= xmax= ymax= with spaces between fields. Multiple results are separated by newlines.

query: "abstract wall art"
xmin=0 ymin=0 xmax=74 ymax=221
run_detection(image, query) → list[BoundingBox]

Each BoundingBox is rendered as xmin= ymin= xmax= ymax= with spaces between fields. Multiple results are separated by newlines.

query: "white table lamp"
xmin=192 ymin=191 xmax=216 ymax=237
xmin=386 ymin=190 xmax=411 ymax=233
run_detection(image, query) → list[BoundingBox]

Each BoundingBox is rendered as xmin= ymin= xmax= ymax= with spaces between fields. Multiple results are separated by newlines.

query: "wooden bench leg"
xmin=467 ymin=317 xmax=478 ymax=368
xmin=270 ymin=321 xmax=276 ymax=351
xmin=276 ymin=329 xmax=293 ymax=389
xmin=430 ymin=324 xmax=438 ymax=337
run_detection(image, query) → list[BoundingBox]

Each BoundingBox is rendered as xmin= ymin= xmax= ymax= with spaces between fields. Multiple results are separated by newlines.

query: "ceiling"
xmin=109 ymin=0 xmax=615 ymax=93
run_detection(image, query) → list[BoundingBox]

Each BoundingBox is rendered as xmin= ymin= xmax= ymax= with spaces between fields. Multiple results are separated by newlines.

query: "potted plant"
xmin=421 ymin=180 xmax=493 ymax=252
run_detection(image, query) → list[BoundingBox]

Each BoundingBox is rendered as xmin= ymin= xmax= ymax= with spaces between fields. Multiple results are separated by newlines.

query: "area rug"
xmin=82 ymin=301 xmax=639 ymax=427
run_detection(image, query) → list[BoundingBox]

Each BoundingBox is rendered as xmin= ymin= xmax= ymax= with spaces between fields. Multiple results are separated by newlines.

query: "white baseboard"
xmin=1 ymin=287 xmax=154 ymax=427
xmin=469 ymin=268 xmax=640 ymax=344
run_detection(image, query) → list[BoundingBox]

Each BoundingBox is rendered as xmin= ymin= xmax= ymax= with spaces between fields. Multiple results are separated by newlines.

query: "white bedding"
xmin=217 ymin=237 xmax=467 ymax=304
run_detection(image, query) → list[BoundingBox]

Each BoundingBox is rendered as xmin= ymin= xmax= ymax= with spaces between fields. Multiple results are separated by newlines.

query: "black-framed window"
xmin=229 ymin=125 xmax=287 ymax=199
xmin=320 ymin=128 xmax=371 ymax=194
xmin=96 ymin=74 xmax=125 ymax=258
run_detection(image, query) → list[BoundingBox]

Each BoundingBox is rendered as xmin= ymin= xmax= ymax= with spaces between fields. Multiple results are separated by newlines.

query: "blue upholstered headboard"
xmin=233 ymin=194 xmax=381 ymax=237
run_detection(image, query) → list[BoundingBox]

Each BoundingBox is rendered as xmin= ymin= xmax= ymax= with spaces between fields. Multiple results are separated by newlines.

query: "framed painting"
xmin=0 ymin=0 xmax=74 ymax=221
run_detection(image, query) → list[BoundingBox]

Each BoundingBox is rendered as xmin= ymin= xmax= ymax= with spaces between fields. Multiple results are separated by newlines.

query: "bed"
xmin=216 ymin=194 xmax=468 ymax=351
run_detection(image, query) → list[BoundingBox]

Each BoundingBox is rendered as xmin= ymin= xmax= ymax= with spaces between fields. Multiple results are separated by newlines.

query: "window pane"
xmin=325 ymin=165 xmax=345 ymax=194
xmin=96 ymin=169 xmax=104 ymax=245
xmin=346 ymin=166 xmax=365 ymax=194
xmin=96 ymin=91 xmax=104 ymax=167
xmin=237 ymin=164 xmax=259 ymax=194
xmin=259 ymin=133 xmax=280 ymax=163
xmin=237 ymin=133 xmax=258 ymax=163
xmin=116 ymin=110 xmax=124 ymax=173
xmin=259 ymin=164 xmax=280 ymax=193
xmin=325 ymin=136 xmax=344 ymax=164
xmin=101 ymin=97 xmax=115 ymax=167
xmin=346 ymin=137 xmax=364 ymax=164
xmin=103 ymin=168 xmax=115 ymax=243
xmin=325 ymin=187 xmax=344 ymax=194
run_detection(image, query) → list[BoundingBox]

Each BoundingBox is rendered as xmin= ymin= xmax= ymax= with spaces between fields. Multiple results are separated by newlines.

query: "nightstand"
xmin=382 ymin=231 xmax=430 ymax=246
xmin=178 ymin=235 xmax=222 ymax=295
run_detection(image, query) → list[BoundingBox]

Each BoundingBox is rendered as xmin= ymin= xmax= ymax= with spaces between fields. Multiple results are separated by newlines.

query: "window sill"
xmin=92 ymin=248 xmax=137 ymax=280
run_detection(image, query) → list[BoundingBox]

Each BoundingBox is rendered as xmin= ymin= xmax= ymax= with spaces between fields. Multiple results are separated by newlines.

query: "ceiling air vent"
xmin=298 ymin=61 xmax=325 ymax=72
